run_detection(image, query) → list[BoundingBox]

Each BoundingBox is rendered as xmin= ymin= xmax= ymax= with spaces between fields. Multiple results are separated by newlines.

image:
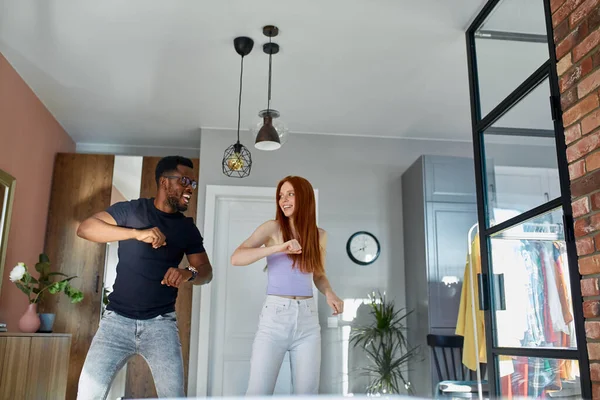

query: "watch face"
xmin=347 ymin=232 xmax=380 ymax=265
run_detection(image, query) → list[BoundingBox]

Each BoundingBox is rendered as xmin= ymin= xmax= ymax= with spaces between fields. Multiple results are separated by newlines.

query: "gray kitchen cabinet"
xmin=402 ymin=155 xmax=478 ymax=397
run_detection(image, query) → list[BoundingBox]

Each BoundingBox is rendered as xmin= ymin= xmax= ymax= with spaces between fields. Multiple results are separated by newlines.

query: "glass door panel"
xmin=497 ymin=356 xmax=581 ymax=398
xmin=482 ymin=77 xmax=560 ymax=227
xmin=475 ymin=0 xmax=549 ymax=117
xmin=489 ymin=208 xmax=577 ymax=350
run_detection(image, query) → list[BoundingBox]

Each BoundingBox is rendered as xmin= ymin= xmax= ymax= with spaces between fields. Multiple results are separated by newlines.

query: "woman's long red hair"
xmin=276 ymin=176 xmax=323 ymax=275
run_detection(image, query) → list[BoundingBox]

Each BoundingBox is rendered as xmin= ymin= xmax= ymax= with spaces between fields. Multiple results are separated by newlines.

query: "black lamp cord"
xmin=267 ymin=35 xmax=272 ymax=113
xmin=236 ymin=55 xmax=244 ymax=144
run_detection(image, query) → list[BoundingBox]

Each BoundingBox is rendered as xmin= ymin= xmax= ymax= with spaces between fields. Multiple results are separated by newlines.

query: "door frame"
xmin=193 ymin=185 xmax=319 ymax=396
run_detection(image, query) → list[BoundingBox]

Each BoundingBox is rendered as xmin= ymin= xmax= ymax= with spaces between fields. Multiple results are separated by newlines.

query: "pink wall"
xmin=0 ymin=52 xmax=75 ymax=331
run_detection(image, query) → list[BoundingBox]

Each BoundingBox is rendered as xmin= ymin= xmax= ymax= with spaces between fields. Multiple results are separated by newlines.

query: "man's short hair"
xmin=155 ymin=156 xmax=194 ymax=185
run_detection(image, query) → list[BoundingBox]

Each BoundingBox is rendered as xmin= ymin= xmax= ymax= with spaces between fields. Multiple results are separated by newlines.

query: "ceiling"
xmin=1 ymin=0 xmax=551 ymax=149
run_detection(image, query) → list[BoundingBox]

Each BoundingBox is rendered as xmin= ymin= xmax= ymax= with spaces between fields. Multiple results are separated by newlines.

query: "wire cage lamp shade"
xmin=222 ymin=142 xmax=252 ymax=178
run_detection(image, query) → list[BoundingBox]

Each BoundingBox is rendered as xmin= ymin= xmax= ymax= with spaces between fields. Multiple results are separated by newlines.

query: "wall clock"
xmin=346 ymin=231 xmax=380 ymax=265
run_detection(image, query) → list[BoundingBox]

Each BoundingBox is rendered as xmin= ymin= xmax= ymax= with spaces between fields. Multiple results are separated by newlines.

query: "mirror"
xmin=0 ymin=168 xmax=16 ymax=299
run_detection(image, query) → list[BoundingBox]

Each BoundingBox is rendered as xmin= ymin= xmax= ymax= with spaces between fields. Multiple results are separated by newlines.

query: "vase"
xmin=38 ymin=313 xmax=56 ymax=333
xmin=18 ymin=303 xmax=41 ymax=333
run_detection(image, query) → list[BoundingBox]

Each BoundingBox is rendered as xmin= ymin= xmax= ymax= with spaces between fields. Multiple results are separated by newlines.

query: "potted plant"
xmin=9 ymin=253 xmax=84 ymax=333
xmin=349 ymin=291 xmax=419 ymax=395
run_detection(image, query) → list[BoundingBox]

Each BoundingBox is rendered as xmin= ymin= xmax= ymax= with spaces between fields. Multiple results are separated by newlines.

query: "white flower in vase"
xmin=9 ymin=263 xmax=26 ymax=282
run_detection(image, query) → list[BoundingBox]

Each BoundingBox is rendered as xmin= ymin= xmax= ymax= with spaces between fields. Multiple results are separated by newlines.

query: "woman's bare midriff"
xmin=273 ymin=294 xmax=312 ymax=299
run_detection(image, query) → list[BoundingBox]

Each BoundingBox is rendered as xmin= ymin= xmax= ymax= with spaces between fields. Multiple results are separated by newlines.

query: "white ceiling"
xmin=0 ymin=0 xmax=550 ymax=149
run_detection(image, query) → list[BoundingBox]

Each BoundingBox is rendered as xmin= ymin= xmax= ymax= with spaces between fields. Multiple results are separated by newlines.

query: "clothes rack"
xmin=467 ymin=222 xmax=484 ymax=400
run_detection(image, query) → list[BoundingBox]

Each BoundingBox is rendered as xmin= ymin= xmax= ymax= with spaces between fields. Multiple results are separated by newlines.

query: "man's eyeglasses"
xmin=163 ymin=175 xmax=198 ymax=190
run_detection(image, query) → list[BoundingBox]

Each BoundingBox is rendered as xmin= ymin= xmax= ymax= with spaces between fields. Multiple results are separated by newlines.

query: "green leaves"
xmin=12 ymin=254 xmax=85 ymax=305
xmin=65 ymin=285 xmax=84 ymax=303
xmin=15 ymin=282 xmax=31 ymax=297
xmin=349 ymin=291 xmax=419 ymax=395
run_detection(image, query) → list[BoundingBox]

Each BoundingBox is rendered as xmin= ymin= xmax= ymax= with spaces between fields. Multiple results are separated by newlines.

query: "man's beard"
xmin=166 ymin=195 xmax=188 ymax=212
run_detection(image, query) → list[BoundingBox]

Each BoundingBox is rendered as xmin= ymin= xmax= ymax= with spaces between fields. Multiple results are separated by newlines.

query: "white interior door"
xmin=196 ymin=185 xmax=318 ymax=396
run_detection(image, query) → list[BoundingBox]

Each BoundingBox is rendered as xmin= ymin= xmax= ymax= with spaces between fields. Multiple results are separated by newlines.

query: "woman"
xmin=231 ymin=175 xmax=344 ymax=395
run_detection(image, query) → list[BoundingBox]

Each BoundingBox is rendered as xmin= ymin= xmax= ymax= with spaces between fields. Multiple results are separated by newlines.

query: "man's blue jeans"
xmin=77 ymin=310 xmax=184 ymax=399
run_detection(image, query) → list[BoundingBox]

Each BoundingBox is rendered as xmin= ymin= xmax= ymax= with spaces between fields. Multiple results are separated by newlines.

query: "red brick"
xmin=574 ymin=27 xmax=600 ymax=62
xmin=563 ymin=93 xmax=599 ymax=126
xmin=569 ymin=159 xmax=587 ymax=179
xmin=585 ymin=300 xmax=600 ymax=317
xmin=591 ymin=7 xmax=600 ymax=31
xmin=562 ymin=86 xmax=579 ymax=110
xmin=559 ymin=19 xmax=591 ymax=59
xmin=556 ymin=19 xmax=572 ymax=43
xmin=587 ymin=320 xmax=600 ymax=338
xmin=566 ymin=123 xmax=583 ymax=144
xmin=595 ymin=51 xmax=600 ymax=68
xmin=572 ymin=169 xmax=600 ymax=197
xmin=574 ymin=196 xmax=592 ymax=217
xmin=593 ymin=191 xmax=600 ymax=209
xmin=593 ymin=363 xmax=600 ymax=382
xmin=555 ymin=19 xmax=571 ymax=43
xmin=591 ymin=343 xmax=600 ymax=360
xmin=596 ymin=231 xmax=600 ymax=248
xmin=575 ymin=217 xmax=587 ymax=236
xmin=554 ymin=0 xmax=586 ymax=27
xmin=552 ymin=0 xmax=568 ymax=13
xmin=583 ymin=110 xmax=600 ymax=134
xmin=593 ymin=382 xmax=600 ymax=400
xmin=566 ymin=130 xmax=600 ymax=161
xmin=561 ymin=62 xmax=588 ymax=93
xmin=578 ymin=236 xmax=596 ymax=255
xmin=558 ymin=53 xmax=573 ymax=76
xmin=588 ymin=150 xmax=600 ymax=171
xmin=582 ymin=277 xmax=600 ymax=296
xmin=579 ymin=63 xmax=600 ymax=98
xmin=575 ymin=214 xmax=600 ymax=237
xmin=571 ymin=0 xmax=600 ymax=27
xmin=579 ymin=253 xmax=600 ymax=276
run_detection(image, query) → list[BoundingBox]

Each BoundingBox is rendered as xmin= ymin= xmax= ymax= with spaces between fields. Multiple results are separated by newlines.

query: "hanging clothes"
xmin=456 ymin=234 xmax=486 ymax=371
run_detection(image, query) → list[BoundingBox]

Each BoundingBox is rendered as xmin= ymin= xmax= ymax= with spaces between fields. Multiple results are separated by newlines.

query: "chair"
xmin=427 ymin=334 xmax=487 ymax=398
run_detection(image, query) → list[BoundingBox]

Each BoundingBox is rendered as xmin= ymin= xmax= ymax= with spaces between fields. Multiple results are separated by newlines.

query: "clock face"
xmin=347 ymin=231 xmax=380 ymax=265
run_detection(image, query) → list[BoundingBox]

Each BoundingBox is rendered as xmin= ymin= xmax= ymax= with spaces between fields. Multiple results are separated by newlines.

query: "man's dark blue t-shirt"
xmin=105 ymin=198 xmax=205 ymax=319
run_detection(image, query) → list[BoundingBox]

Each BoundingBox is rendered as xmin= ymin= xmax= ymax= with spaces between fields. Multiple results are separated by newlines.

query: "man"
xmin=76 ymin=156 xmax=212 ymax=400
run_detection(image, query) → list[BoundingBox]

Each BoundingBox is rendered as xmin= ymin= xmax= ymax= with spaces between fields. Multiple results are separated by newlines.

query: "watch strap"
xmin=185 ymin=266 xmax=198 ymax=282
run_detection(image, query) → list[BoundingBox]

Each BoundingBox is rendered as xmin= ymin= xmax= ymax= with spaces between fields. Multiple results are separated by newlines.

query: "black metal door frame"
xmin=465 ymin=0 xmax=592 ymax=398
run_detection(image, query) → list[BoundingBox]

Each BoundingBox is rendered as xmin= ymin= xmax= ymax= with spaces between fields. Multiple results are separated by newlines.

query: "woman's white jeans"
xmin=246 ymin=295 xmax=321 ymax=395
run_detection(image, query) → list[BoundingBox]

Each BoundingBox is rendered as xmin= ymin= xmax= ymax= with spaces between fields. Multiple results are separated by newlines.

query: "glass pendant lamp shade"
xmin=255 ymin=114 xmax=281 ymax=151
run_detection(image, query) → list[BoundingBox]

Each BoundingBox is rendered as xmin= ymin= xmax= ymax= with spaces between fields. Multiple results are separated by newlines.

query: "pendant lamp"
xmin=222 ymin=36 xmax=253 ymax=178
xmin=253 ymin=25 xmax=288 ymax=151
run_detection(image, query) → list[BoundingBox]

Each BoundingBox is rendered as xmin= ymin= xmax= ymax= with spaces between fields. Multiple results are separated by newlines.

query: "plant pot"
xmin=38 ymin=313 xmax=55 ymax=333
xmin=18 ymin=303 xmax=41 ymax=333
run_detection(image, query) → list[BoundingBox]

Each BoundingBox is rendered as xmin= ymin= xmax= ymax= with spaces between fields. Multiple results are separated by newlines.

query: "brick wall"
xmin=551 ymin=0 xmax=600 ymax=397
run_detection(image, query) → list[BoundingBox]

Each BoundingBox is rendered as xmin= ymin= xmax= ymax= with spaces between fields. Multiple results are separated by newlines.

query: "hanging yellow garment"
xmin=455 ymin=234 xmax=487 ymax=371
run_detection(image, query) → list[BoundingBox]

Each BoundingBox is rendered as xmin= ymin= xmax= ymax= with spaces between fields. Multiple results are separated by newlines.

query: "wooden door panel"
xmin=44 ymin=153 xmax=114 ymax=400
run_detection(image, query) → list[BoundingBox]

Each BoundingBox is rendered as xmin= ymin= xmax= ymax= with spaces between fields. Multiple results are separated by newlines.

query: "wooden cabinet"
xmin=0 ymin=333 xmax=71 ymax=400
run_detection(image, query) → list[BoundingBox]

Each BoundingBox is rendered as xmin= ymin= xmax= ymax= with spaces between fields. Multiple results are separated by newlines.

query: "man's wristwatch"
xmin=185 ymin=266 xmax=198 ymax=282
